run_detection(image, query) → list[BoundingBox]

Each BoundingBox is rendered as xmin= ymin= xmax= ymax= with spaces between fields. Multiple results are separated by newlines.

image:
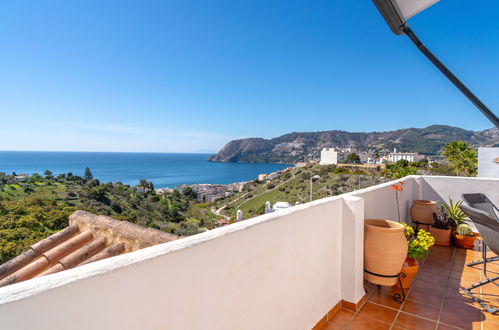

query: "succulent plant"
xmin=442 ymin=198 xmax=467 ymax=227
xmin=456 ymin=223 xmax=473 ymax=237
xmin=432 ymin=206 xmax=450 ymax=230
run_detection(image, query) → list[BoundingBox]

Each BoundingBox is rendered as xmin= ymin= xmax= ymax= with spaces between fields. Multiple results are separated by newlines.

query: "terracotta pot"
xmin=364 ymin=219 xmax=408 ymax=286
xmin=395 ymin=257 xmax=419 ymax=289
xmin=429 ymin=226 xmax=451 ymax=246
xmin=410 ymin=200 xmax=437 ymax=225
xmin=453 ymin=232 xmax=479 ymax=249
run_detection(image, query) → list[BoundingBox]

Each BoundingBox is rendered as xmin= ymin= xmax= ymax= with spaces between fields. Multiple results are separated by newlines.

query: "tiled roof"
xmin=0 ymin=210 xmax=180 ymax=287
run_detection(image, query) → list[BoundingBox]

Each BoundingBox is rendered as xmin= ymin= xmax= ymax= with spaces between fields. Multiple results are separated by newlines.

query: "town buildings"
xmin=387 ymin=148 xmax=423 ymax=163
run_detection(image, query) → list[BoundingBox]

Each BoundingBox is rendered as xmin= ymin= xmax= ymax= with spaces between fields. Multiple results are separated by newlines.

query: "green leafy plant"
xmin=402 ymin=222 xmax=435 ymax=259
xmin=442 ymin=198 xmax=467 ymax=227
xmin=456 ymin=223 xmax=473 ymax=237
xmin=442 ymin=141 xmax=477 ymax=177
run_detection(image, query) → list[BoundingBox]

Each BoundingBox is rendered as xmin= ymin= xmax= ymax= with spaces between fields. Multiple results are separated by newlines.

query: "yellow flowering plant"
xmin=401 ymin=222 xmax=435 ymax=259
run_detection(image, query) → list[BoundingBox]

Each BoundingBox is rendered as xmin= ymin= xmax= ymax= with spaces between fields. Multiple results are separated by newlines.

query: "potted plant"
xmin=430 ymin=206 xmax=452 ymax=246
xmin=395 ymin=223 xmax=435 ymax=289
xmin=443 ymin=198 xmax=467 ymax=228
xmin=453 ymin=223 xmax=479 ymax=249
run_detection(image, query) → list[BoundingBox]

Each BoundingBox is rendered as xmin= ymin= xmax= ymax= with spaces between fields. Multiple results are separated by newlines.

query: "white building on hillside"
xmin=388 ymin=149 xmax=422 ymax=163
xmin=320 ymin=148 xmax=338 ymax=165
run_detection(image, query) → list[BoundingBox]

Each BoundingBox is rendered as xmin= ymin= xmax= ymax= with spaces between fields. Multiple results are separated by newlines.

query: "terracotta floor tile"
xmin=329 ymin=309 xmax=355 ymax=327
xmin=420 ymin=263 xmax=452 ymax=277
xmin=367 ymin=286 xmax=405 ymax=309
xmin=408 ymin=286 xmax=445 ymax=307
xmin=480 ymin=306 xmax=499 ymax=324
xmin=323 ymin=322 xmax=344 ymax=330
xmin=445 ymin=286 xmax=474 ymax=301
xmin=394 ymin=312 xmax=437 ymax=330
xmin=413 ymin=270 xmax=449 ymax=285
xmin=411 ymin=279 xmax=447 ymax=295
xmin=483 ymin=321 xmax=499 ymax=330
xmin=437 ymin=323 xmax=463 ymax=330
xmin=401 ymin=299 xmax=440 ymax=321
xmin=447 ymin=276 xmax=478 ymax=290
xmin=440 ymin=297 xmax=483 ymax=329
xmin=449 ymin=269 xmax=481 ymax=281
xmin=426 ymin=255 xmax=454 ymax=266
xmin=358 ymin=302 xmax=398 ymax=324
xmin=346 ymin=314 xmax=390 ymax=330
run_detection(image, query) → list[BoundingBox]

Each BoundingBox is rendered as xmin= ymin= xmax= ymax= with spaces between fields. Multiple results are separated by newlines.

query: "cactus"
xmin=456 ymin=224 xmax=473 ymax=237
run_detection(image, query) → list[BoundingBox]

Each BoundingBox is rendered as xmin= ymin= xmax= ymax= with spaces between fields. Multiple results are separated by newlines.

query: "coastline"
xmin=0 ymin=151 xmax=293 ymax=190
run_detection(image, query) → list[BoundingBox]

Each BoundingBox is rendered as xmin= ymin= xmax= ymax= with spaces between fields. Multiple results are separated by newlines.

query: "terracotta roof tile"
xmin=0 ymin=211 xmax=181 ymax=288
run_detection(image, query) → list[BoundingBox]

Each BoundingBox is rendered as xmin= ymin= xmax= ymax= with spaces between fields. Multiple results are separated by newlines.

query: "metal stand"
xmin=412 ymin=221 xmax=430 ymax=233
xmin=465 ymin=241 xmax=499 ymax=314
xmin=467 ymin=240 xmax=499 ymax=267
xmin=364 ymin=269 xmax=406 ymax=303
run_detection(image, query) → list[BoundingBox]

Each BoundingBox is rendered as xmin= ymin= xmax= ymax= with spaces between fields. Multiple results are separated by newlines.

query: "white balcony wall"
xmin=347 ymin=178 xmax=417 ymax=223
xmin=0 ymin=176 xmax=497 ymax=330
xmin=420 ymin=176 xmax=499 ymax=206
xmin=0 ymin=196 xmax=366 ymax=330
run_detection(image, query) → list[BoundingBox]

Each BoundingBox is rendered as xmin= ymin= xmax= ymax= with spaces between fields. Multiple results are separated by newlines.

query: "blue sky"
xmin=0 ymin=0 xmax=498 ymax=152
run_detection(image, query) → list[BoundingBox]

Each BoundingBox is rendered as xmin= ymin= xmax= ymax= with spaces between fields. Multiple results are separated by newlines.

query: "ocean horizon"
xmin=0 ymin=151 xmax=292 ymax=188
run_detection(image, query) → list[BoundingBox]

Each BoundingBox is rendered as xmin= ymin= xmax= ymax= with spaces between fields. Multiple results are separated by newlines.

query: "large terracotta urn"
xmin=364 ymin=219 xmax=408 ymax=286
xmin=410 ymin=200 xmax=437 ymax=225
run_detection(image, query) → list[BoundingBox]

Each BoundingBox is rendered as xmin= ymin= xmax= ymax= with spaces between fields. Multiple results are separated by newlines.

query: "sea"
xmin=0 ymin=151 xmax=292 ymax=188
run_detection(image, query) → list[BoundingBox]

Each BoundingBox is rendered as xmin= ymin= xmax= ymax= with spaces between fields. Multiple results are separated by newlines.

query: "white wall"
xmin=0 ymin=196 xmax=366 ymax=330
xmin=478 ymin=148 xmax=499 ymax=179
xmin=420 ymin=176 xmax=499 ymax=207
xmin=1 ymin=176 xmax=496 ymax=330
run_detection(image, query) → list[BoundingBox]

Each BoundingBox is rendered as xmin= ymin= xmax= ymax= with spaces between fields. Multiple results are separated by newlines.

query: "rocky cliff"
xmin=209 ymin=125 xmax=499 ymax=163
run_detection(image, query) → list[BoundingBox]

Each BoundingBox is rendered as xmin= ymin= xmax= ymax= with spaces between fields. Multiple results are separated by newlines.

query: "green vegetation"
xmin=382 ymin=160 xmax=418 ymax=179
xmin=442 ymin=141 xmax=477 ymax=177
xmin=402 ymin=223 xmax=435 ymax=260
xmin=215 ymin=165 xmax=388 ymax=218
xmin=0 ymin=139 xmax=480 ymax=264
xmin=0 ymin=171 xmax=218 ymax=263
xmin=346 ymin=153 xmax=361 ymax=164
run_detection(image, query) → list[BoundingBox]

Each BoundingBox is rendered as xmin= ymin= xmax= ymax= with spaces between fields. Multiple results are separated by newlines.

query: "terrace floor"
xmin=325 ymin=245 xmax=499 ymax=330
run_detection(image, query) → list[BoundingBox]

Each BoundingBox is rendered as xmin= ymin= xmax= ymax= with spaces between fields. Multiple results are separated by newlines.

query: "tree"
xmin=346 ymin=153 xmax=361 ymax=164
xmin=442 ymin=141 xmax=477 ymax=177
xmin=138 ymin=178 xmax=154 ymax=192
xmin=44 ymin=170 xmax=53 ymax=180
xmin=182 ymin=187 xmax=197 ymax=199
xmin=83 ymin=167 xmax=94 ymax=181
xmin=383 ymin=159 xmax=417 ymax=179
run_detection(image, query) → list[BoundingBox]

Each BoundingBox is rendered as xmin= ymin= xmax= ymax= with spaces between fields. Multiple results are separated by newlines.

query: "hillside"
xmin=209 ymin=125 xmax=499 ymax=163
xmin=0 ymin=172 xmax=218 ymax=263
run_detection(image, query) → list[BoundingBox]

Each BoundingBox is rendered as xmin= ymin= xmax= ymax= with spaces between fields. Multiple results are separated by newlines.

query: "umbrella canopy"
xmin=397 ymin=0 xmax=440 ymax=20
xmin=372 ymin=0 xmax=440 ymax=34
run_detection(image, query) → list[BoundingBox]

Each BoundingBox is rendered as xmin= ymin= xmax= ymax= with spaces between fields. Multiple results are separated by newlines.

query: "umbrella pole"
xmin=403 ymin=26 xmax=499 ymax=130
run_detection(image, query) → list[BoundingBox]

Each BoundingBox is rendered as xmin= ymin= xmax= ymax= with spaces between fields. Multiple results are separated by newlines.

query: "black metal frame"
xmin=403 ymin=26 xmax=499 ymax=130
xmin=364 ymin=269 xmax=406 ymax=302
xmin=465 ymin=241 xmax=499 ymax=314
xmin=412 ymin=220 xmax=431 ymax=233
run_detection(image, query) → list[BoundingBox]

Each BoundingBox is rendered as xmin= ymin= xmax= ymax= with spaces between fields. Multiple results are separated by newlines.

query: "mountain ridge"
xmin=209 ymin=125 xmax=499 ymax=163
